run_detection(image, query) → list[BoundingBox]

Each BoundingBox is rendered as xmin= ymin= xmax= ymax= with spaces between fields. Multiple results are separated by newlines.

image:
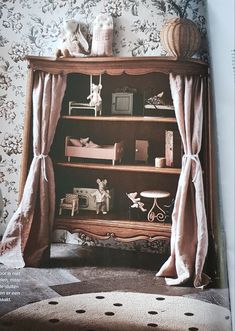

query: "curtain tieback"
xmin=35 ymin=154 xmax=48 ymax=182
xmin=182 ymin=154 xmax=200 ymax=182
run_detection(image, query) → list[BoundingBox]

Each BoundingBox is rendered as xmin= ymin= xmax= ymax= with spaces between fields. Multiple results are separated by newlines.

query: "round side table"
xmin=140 ymin=190 xmax=170 ymax=222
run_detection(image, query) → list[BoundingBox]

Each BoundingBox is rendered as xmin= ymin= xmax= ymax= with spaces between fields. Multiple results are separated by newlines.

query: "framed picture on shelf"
xmin=111 ymin=92 xmax=133 ymax=115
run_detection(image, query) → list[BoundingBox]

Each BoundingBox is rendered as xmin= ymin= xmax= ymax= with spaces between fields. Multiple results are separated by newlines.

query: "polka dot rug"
xmin=0 ymin=292 xmax=231 ymax=331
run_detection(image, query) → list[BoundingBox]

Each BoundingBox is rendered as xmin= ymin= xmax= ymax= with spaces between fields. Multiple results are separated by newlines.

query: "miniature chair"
xmin=59 ymin=193 xmax=79 ymax=217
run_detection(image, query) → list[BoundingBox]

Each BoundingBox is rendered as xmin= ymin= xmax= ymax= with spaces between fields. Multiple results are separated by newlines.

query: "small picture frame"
xmin=111 ymin=93 xmax=133 ymax=115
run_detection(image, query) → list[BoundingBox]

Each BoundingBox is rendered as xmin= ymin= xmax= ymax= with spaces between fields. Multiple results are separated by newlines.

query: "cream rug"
xmin=0 ymin=292 xmax=231 ymax=331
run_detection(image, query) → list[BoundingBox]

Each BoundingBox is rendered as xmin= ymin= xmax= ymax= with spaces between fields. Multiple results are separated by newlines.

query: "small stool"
xmin=140 ymin=190 xmax=170 ymax=222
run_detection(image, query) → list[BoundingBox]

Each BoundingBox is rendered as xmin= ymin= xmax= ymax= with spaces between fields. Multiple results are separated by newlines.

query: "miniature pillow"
xmin=86 ymin=140 xmax=100 ymax=148
xmin=69 ymin=138 xmax=83 ymax=147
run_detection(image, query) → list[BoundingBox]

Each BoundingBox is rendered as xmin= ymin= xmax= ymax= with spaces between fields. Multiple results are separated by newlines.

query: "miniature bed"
xmin=65 ymin=136 xmax=124 ymax=165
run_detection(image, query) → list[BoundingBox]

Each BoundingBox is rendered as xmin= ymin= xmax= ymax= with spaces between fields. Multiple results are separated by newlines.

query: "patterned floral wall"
xmin=0 ymin=0 xmax=207 ymax=252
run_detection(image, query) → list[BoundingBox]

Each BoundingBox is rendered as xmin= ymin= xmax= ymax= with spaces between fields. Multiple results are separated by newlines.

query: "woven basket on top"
xmin=160 ymin=18 xmax=201 ymax=59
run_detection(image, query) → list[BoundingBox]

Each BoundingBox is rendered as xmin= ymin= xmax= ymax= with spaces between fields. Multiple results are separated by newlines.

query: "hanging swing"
xmin=69 ymin=74 xmax=102 ymax=117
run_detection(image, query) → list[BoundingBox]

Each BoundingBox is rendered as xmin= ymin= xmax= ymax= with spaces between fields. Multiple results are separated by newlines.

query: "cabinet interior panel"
xmin=54 ymin=166 xmax=178 ymax=220
xmin=61 ymin=73 xmax=174 ymax=117
xmin=51 ymin=120 xmax=180 ymax=166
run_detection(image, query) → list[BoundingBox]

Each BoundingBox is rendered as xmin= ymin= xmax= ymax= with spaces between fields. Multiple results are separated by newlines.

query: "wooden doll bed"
xmin=65 ymin=136 xmax=124 ymax=165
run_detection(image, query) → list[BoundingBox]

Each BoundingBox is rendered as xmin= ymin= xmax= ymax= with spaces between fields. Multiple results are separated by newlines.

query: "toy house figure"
xmin=91 ymin=178 xmax=111 ymax=215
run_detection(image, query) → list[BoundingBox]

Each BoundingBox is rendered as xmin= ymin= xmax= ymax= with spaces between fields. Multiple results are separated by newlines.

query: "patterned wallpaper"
xmin=0 ymin=0 xmax=207 ymax=252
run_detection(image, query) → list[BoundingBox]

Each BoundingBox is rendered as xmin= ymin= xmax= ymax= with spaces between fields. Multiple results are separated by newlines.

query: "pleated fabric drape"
xmin=0 ymin=71 xmax=67 ymax=268
xmin=156 ymin=74 xmax=210 ymax=288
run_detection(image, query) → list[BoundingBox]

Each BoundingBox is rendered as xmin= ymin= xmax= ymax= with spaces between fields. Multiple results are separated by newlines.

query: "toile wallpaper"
xmin=0 ymin=0 xmax=207 ymax=253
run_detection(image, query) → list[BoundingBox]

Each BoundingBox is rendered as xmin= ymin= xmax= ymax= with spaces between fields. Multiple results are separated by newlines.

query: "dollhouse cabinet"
xmin=20 ymin=56 xmax=212 ymax=247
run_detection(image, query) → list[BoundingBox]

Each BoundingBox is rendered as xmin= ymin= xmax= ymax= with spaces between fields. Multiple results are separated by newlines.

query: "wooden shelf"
xmin=25 ymin=55 xmax=208 ymax=76
xmin=55 ymin=215 xmax=171 ymax=242
xmin=56 ymin=161 xmax=181 ymax=174
xmin=61 ymin=115 xmax=177 ymax=123
xmin=57 ymin=211 xmax=140 ymax=222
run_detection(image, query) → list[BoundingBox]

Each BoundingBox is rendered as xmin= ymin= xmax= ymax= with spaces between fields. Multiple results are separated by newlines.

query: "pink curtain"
xmin=156 ymin=74 xmax=210 ymax=288
xmin=0 ymin=71 xmax=67 ymax=268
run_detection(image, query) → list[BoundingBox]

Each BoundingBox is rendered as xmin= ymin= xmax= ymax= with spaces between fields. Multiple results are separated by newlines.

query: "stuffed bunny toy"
xmin=56 ymin=19 xmax=89 ymax=58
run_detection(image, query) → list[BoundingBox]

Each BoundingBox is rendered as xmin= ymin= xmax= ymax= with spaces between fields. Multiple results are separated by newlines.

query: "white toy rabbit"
xmin=56 ymin=19 xmax=89 ymax=58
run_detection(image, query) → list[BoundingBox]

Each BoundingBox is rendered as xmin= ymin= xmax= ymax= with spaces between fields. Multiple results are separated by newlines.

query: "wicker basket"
xmin=160 ymin=18 xmax=201 ymax=58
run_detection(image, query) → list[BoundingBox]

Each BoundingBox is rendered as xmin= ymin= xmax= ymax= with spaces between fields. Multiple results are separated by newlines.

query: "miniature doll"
xmin=91 ymin=178 xmax=111 ymax=215
xmin=79 ymin=137 xmax=100 ymax=148
xmin=126 ymin=192 xmax=146 ymax=212
xmin=87 ymin=83 xmax=102 ymax=107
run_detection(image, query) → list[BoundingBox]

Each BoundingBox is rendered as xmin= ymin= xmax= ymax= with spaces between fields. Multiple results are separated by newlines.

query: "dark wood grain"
xmin=55 ymin=217 xmax=171 ymax=242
